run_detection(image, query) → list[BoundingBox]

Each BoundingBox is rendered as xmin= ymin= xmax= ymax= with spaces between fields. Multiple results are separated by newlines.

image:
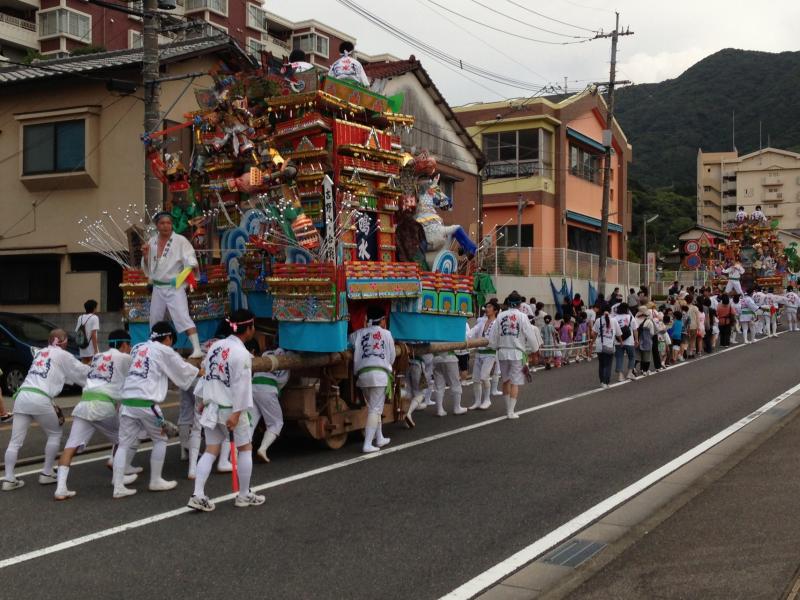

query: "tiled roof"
xmin=363 ymin=58 xmax=418 ymax=80
xmin=0 ymin=35 xmax=252 ymax=84
xmin=365 ymin=55 xmax=484 ymax=168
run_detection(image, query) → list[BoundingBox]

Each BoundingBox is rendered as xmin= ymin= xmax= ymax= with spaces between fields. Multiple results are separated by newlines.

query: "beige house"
xmin=0 ymin=35 xmax=253 ymax=317
xmin=698 ymin=147 xmax=800 ymax=231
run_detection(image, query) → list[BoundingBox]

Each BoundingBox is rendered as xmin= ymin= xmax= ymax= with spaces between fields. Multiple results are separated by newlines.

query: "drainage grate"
xmin=541 ymin=539 xmax=607 ymax=568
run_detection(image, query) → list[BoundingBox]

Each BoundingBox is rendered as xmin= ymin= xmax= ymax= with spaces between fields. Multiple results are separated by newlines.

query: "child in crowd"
xmin=540 ymin=315 xmax=558 ymax=370
xmin=559 ymin=316 xmax=573 ymax=365
xmin=670 ymin=310 xmax=684 ymax=363
xmin=576 ymin=312 xmax=591 ymax=361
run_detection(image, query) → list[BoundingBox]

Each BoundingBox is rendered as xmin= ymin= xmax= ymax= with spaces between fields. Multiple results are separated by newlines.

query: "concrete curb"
xmin=478 ymin=390 xmax=800 ymax=600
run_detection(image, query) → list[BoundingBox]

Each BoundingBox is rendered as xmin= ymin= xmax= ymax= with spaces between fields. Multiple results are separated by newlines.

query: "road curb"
xmin=477 ymin=390 xmax=800 ymax=600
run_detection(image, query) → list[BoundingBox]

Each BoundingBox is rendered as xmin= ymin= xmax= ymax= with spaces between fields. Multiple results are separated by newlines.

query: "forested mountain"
xmin=614 ymin=48 xmax=800 ymax=256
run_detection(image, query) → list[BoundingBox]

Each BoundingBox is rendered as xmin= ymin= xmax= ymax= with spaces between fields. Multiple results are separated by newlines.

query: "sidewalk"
xmin=481 ymin=392 xmax=800 ymax=600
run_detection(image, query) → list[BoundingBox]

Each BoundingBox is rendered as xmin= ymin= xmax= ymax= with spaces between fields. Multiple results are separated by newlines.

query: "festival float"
xmin=708 ymin=209 xmax=798 ymax=290
xmin=93 ymin=56 xmax=484 ymax=448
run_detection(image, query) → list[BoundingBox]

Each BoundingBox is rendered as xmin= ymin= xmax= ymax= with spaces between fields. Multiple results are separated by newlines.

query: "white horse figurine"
xmin=414 ymin=175 xmax=476 ymax=268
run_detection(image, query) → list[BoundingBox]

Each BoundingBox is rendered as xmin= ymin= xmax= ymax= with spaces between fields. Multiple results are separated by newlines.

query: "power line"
xmin=413 ymin=0 xmax=551 ymax=84
xmin=335 ymin=0 xmax=551 ymax=92
xmin=426 ymin=0 xmax=593 ymax=45
xmin=467 ymin=0 xmax=594 ymax=39
xmin=503 ymin=0 xmax=600 ymax=34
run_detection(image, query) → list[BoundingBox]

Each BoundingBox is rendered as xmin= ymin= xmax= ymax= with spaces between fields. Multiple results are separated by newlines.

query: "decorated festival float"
xmin=686 ymin=208 xmax=800 ymax=290
xmin=90 ymin=54 xmax=484 ymax=448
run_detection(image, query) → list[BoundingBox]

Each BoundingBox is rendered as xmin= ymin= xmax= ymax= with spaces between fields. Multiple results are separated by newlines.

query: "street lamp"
xmin=644 ymin=214 xmax=660 ymax=287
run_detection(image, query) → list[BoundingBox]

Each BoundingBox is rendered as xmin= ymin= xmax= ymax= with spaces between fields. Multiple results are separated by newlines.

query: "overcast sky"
xmin=267 ymin=0 xmax=800 ymax=106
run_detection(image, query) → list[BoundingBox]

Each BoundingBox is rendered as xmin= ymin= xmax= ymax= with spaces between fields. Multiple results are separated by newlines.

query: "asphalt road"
xmin=1 ymin=331 xmax=799 ymax=599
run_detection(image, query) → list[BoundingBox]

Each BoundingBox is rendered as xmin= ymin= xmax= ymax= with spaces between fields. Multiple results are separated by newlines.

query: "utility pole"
xmin=595 ymin=12 xmax=633 ymax=299
xmin=143 ymin=0 xmax=162 ymax=216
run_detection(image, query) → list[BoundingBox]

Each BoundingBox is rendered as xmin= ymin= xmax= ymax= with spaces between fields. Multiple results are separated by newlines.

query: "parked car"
xmin=0 ymin=313 xmax=79 ymax=395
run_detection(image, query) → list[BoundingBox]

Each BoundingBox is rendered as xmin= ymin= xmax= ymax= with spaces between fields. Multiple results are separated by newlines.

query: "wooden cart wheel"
xmin=321 ymin=432 xmax=349 ymax=450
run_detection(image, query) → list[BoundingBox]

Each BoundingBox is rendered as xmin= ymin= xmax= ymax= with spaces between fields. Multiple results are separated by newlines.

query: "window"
xmin=185 ymin=0 xmax=227 ymax=15
xmin=569 ymin=144 xmax=602 ymax=184
xmin=23 ymin=120 xmax=85 ymax=175
xmin=38 ymin=8 xmax=90 ymax=40
xmin=129 ymin=30 xmax=143 ymax=48
xmin=497 ymin=225 xmax=533 ymax=248
xmin=247 ymin=3 xmax=267 ymax=31
xmin=247 ymin=37 xmax=266 ymax=56
xmin=703 ymin=186 xmax=712 ymax=192
xmin=0 ymin=256 xmax=61 ymax=305
xmin=567 ymin=226 xmax=607 ymax=255
xmin=482 ymin=129 xmax=542 ymax=179
xmin=293 ymin=32 xmax=329 ymax=58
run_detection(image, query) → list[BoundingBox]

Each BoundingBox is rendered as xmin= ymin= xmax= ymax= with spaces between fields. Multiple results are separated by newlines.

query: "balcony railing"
xmin=0 ymin=12 xmax=36 ymax=31
xmin=764 ymin=191 xmax=784 ymax=202
xmin=265 ymin=33 xmax=290 ymax=50
xmin=762 ymin=175 xmax=783 ymax=186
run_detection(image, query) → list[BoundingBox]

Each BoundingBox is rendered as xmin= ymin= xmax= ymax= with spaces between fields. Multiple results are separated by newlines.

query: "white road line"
xmin=0 ymin=332 xmax=788 ymax=570
xmin=441 ymin=377 xmax=800 ymax=600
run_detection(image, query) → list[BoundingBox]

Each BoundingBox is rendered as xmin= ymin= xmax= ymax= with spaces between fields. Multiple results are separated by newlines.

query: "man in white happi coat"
xmin=738 ymin=291 xmax=760 ymax=343
xmin=403 ymin=352 xmax=433 ymax=428
xmin=2 ymin=330 xmax=89 ymax=491
xmin=112 ymin=321 xmax=199 ymax=498
xmin=784 ymin=286 xmax=800 ymax=331
xmin=143 ymin=212 xmax=203 ymax=358
xmin=250 ymin=345 xmax=292 ymax=463
xmin=467 ymin=299 xmax=500 ymax=411
xmin=350 ymin=306 xmax=396 ymax=453
xmin=54 ymin=329 xmax=139 ymax=500
xmin=722 ymin=261 xmax=744 ymax=295
xmin=188 ymin=310 xmax=265 ymax=512
xmin=489 ymin=292 xmax=542 ymax=419
xmin=327 ymin=41 xmax=370 ymax=87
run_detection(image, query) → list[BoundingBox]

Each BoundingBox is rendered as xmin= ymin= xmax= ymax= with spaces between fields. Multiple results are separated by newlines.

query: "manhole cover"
xmin=541 ymin=539 xmax=607 ymax=568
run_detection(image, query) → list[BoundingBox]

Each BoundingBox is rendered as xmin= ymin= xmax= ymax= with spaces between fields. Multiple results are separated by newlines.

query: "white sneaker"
xmin=436 ymin=410 xmax=447 ymax=417
xmin=452 ymin=406 xmax=468 ymax=415
xmin=362 ymin=444 xmax=380 ymax=453
xmin=235 ymin=491 xmax=266 ymax=508
xmin=627 ymin=372 xmax=636 ymax=380
xmin=216 ymin=463 xmax=233 ymax=473
xmin=425 ymin=399 xmax=436 ymax=406
xmin=617 ymin=373 xmax=625 ymax=382
xmin=148 ymin=478 xmax=177 ymax=492
xmin=38 ymin=472 xmax=57 ymax=485
xmin=375 ymin=437 xmax=391 ymax=448
xmin=54 ymin=489 xmax=76 ymax=501
xmin=113 ymin=486 xmax=137 ymax=499
xmin=491 ymin=390 xmax=503 ymax=396
xmin=189 ymin=349 xmax=204 ymax=359
xmin=125 ymin=465 xmax=144 ymax=475
xmin=601 ymin=383 xmax=609 ymax=389
xmin=2 ymin=478 xmax=24 ymax=491
xmin=479 ymin=399 xmax=492 ymax=410
xmin=187 ymin=495 xmax=215 ymax=512
xmin=461 ymin=379 xmax=474 ymax=386
xmin=122 ymin=473 xmax=138 ymax=486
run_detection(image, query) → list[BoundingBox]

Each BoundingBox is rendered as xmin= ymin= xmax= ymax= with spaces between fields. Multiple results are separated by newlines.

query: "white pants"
xmin=472 ymin=353 xmax=496 ymax=381
xmin=787 ymin=308 xmax=798 ymax=331
xmin=64 ymin=416 xmax=118 ymax=451
xmin=250 ymin=386 xmax=284 ymax=436
xmin=761 ymin=313 xmax=777 ymax=336
xmin=360 ymin=386 xmax=386 ymax=415
xmin=149 ymin=285 xmax=195 ymax=332
xmin=724 ymin=279 xmax=743 ymax=295
xmin=204 ymin=419 xmax=251 ymax=448
xmin=118 ymin=406 xmax=168 ymax=447
xmin=433 ymin=362 xmax=461 ymax=394
xmin=740 ymin=320 xmax=754 ymax=342
xmin=4 ymin=411 xmax=61 ymax=480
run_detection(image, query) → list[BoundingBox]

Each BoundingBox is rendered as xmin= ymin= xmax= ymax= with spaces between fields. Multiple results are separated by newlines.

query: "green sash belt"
xmin=356 ymin=366 xmax=394 ymax=400
xmin=478 ymin=349 xmax=496 ymax=355
xmin=252 ymin=376 xmax=279 ymax=388
xmin=121 ymin=398 xmax=155 ymax=407
xmin=82 ymin=390 xmax=115 ymax=404
xmin=14 ymin=386 xmax=50 ymax=400
xmin=152 ymin=279 xmax=173 ymax=287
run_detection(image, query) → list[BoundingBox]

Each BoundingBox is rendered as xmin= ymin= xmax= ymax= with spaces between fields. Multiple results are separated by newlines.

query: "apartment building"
xmin=697 ymin=147 xmax=800 ymax=231
xmin=454 ymin=88 xmax=632 ymax=259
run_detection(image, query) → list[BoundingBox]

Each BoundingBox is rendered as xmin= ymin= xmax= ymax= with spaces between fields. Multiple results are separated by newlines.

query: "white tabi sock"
xmin=150 ymin=441 xmax=167 ymax=485
xmin=258 ymin=431 xmax=277 ymax=457
xmin=178 ymin=424 xmax=190 ymax=460
xmin=236 ymin=450 xmax=253 ymax=498
xmin=480 ymin=379 xmax=492 ymax=408
xmin=188 ymin=333 xmax=203 ymax=358
xmin=469 ymin=381 xmax=482 ymax=409
xmin=434 ymin=389 xmax=446 ymax=416
xmin=112 ymin=445 xmax=129 ymax=490
xmin=43 ymin=434 xmax=61 ymax=476
xmin=491 ymin=373 xmax=501 ymax=395
xmin=55 ymin=465 xmax=69 ymax=494
xmin=4 ymin=446 xmax=17 ymax=482
xmin=193 ymin=452 xmax=215 ymax=498
xmin=217 ymin=440 xmax=232 ymax=470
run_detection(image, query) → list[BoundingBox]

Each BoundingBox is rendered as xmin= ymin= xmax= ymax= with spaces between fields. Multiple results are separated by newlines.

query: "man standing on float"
xmin=143 ymin=212 xmax=204 ymax=358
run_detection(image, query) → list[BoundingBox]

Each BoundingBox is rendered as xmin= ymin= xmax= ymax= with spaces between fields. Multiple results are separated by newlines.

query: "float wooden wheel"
xmin=321 ymin=432 xmax=348 ymax=450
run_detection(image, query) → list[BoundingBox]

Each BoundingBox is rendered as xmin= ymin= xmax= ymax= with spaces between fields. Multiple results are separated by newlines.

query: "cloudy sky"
xmin=267 ymin=0 xmax=800 ymax=106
